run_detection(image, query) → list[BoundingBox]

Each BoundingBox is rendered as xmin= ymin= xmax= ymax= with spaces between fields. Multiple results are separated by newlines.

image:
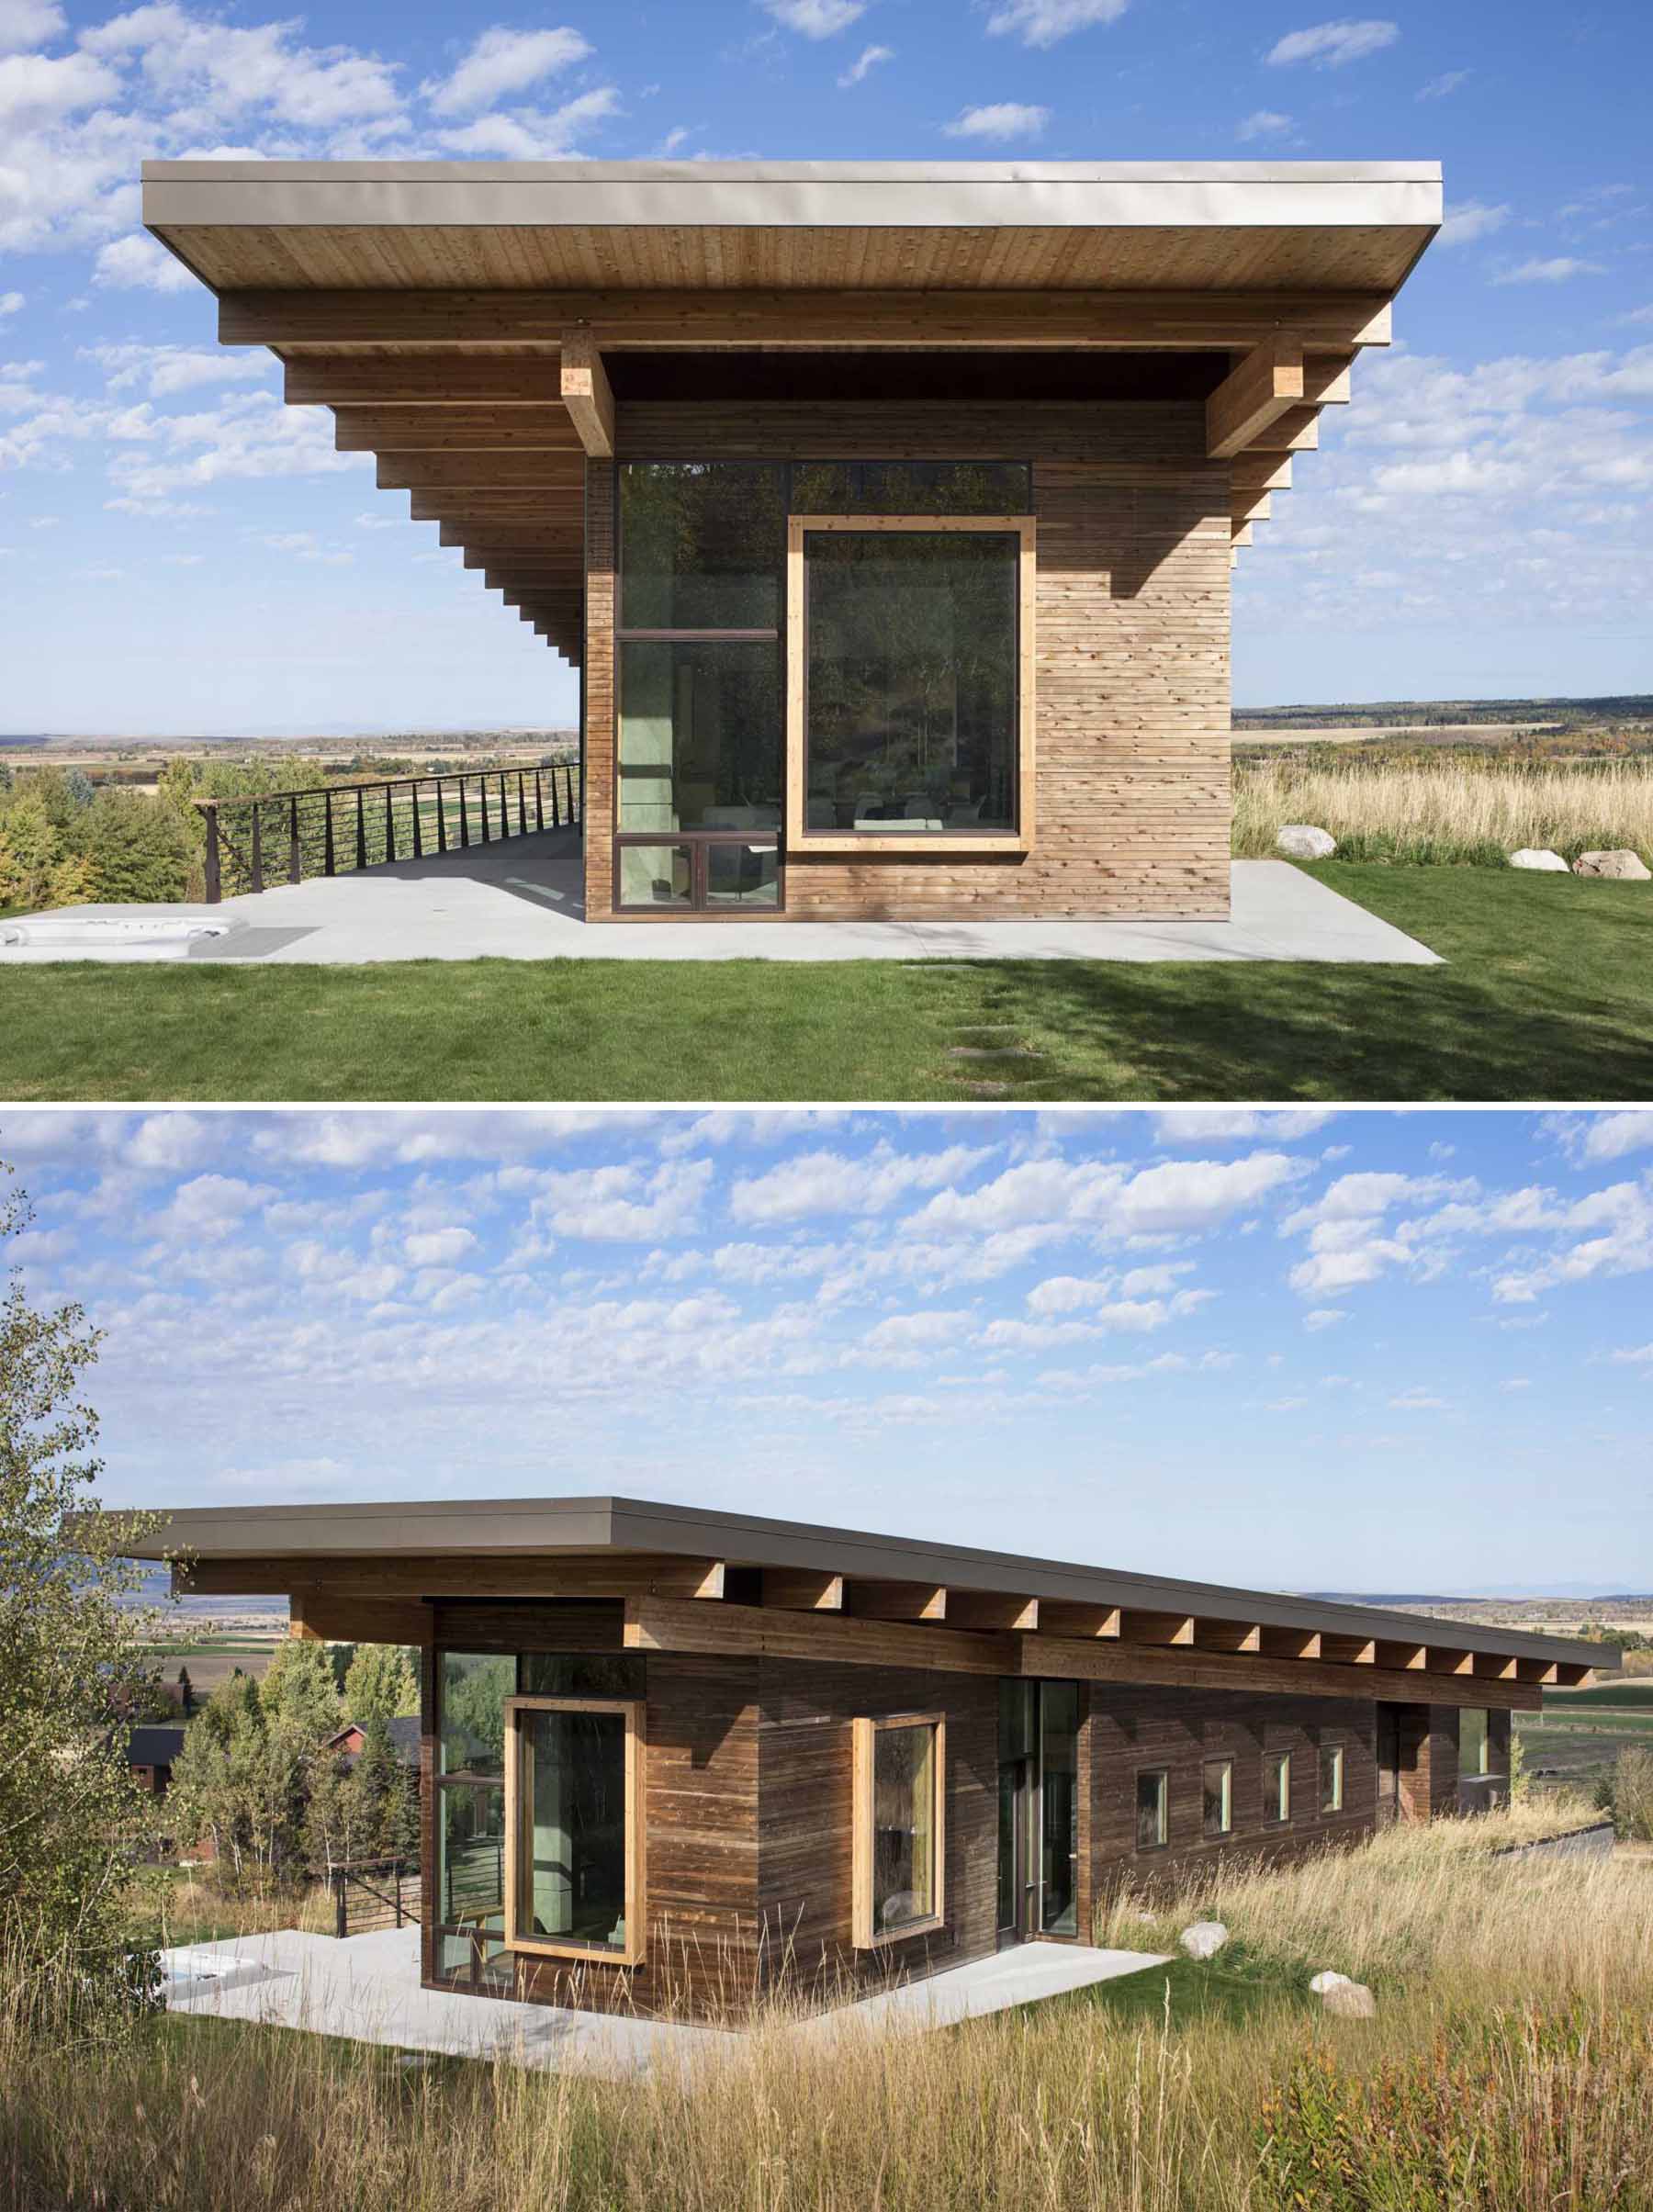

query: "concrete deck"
xmin=0 ymin=841 xmax=1440 ymax=964
xmin=160 ymin=1926 xmax=1165 ymax=2073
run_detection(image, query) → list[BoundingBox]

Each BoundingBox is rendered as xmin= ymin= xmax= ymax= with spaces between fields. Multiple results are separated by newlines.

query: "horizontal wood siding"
xmin=1087 ymin=1684 xmax=1377 ymax=1899
xmin=592 ymin=401 xmax=1231 ymax=920
xmin=754 ymin=1656 xmax=999 ymax=2004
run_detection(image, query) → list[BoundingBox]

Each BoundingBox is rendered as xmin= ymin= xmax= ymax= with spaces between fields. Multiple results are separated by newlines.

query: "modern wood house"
xmin=124 ymin=1495 xmax=1605 ymax=2023
xmin=142 ymin=159 xmax=1440 ymax=923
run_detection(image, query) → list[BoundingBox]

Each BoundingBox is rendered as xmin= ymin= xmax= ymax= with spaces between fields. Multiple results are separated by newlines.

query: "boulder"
xmin=1573 ymin=849 xmax=1651 ymax=881
xmin=1178 ymin=1920 xmax=1229 ymax=1960
xmin=1308 ymin=1971 xmax=1352 ymax=1994
xmin=1276 ymin=824 xmax=1336 ymax=860
xmin=1508 ymin=848 xmax=1569 ymax=871
xmin=1320 ymin=1980 xmax=1378 ymax=2018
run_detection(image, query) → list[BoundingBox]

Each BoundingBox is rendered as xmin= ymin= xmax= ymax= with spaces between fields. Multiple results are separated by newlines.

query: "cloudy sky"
xmin=0 ymin=0 xmax=1648 ymax=733
xmin=4 ymin=1106 xmax=1650 ymax=1593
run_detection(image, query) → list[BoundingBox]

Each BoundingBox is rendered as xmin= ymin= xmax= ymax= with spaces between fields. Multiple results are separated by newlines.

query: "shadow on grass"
xmin=1019 ymin=1946 xmax=1313 ymax=2031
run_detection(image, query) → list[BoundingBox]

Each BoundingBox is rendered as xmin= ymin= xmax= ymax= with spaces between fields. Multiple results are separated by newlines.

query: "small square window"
xmin=1136 ymin=1768 xmax=1169 ymax=1851
xmin=1202 ymin=1758 xmax=1233 ymax=1838
xmin=1319 ymin=1743 xmax=1344 ymax=1814
xmin=1263 ymin=1750 xmax=1291 ymax=1825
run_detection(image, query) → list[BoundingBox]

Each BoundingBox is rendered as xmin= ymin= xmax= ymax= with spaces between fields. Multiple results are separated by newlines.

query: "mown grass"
xmin=1 ymin=863 xmax=1650 ymax=1102
xmin=1233 ymin=753 xmax=1653 ymax=868
xmin=6 ymin=1803 xmax=1650 ymax=2212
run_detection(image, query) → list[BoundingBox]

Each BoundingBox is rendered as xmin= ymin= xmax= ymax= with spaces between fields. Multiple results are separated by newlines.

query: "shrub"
xmin=77 ymin=788 xmax=195 ymax=904
xmin=1608 ymin=1746 xmax=1653 ymax=1841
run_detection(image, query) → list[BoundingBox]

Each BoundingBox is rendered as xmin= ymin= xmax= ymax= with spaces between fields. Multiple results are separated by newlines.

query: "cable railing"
xmin=329 ymin=1857 xmax=420 ymax=1938
xmin=197 ymin=762 xmax=579 ymax=904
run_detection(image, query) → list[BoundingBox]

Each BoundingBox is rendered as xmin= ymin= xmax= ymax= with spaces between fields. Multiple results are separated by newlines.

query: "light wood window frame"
xmin=851 ymin=1712 xmax=947 ymax=1950
xmin=1318 ymin=1741 xmax=1344 ymax=1815
xmin=1201 ymin=1756 xmax=1233 ymax=1839
xmin=503 ymin=1694 xmax=646 ymax=1967
xmin=786 ymin=515 xmax=1037 ymax=857
xmin=1262 ymin=1748 xmax=1291 ymax=1826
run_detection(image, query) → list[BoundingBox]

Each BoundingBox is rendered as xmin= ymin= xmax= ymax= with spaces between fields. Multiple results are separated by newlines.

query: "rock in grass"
xmin=1276 ymin=825 xmax=1336 ymax=859
xmin=1573 ymin=849 xmax=1651 ymax=881
xmin=1309 ymin=1971 xmax=1352 ymax=1994
xmin=1178 ymin=1920 xmax=1229 ymax=1960
xmin=1509 ymin=848 xmax=1569 ymax=871
xmin=1320 ymin=1980 xmax=1378 ymax=2018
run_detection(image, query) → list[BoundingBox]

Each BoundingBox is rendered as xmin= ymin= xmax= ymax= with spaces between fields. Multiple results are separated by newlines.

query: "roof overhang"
xmin=115 ymin=1491 xmax=1609 ymax=1678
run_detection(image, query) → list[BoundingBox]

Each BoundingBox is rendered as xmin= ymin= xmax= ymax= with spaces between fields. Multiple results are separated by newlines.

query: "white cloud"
xmin=0 ymin=0 xmax=65 ymax=52
xmin=761 ymin=0 xmax=866 ymax=34
xmin=404 ymin=1226 xmax=478 ymax=1267
xmin=1566 ymin=1112 xmax=1653 ymax=1162
xmin=943 ymin=100 xmax=1048 ymax=140
xmin=729 ymin=1144 xmax=991 ymax=1224
xmin=422 ymin=25 xmax=590 ymax=115
xmin=1153 ymin=1110 xmax=1333 ymax=1145
xmin=84 ymin=341 xmax=269 ymax=397
xmin=435 ymin=85 xmax=618 ymax=157
xmin=1236 ymin=109 xmax=1293 ymax=141
xmin=0 ymin=290 xmax=21 ymax=315
xmin=92 ymin=232 xmax=195 ymax=292
xmin=155 ymin=1173 xmax=275 ymax=1241
xmin=1495 ymin=257 xmax=1606 ymax=285
xmin=531 ymin=1159 xmax=713 ymax=1240
xmin=1607 ymin=1342 xmax=1653 ymax=1365
xmin=1389 ymin=1387 xmax=1448 ymax=1411
xmin=860 ymin=1309 xmax=972 ymax=1362
xmin=0 ymin=46 xmax=119 ymax=122
xmin=838 ymin=40 xmax=891 ymax=84
xmin=81 ymin=4 xmax=402 ymax=129
xmin=984 ymin=0 xmax=1128 ymax=46
xmin=1490 ymin=1180 xmax=1653 ymax=1303
xmin=917 ymin=1151 xmax=1307 ymax=1239
xmin=1265 ymin=18 xmax=1398 ymax=67
xmin=1417 ymin=68 xmax=1469 ymax=99
xmin=1303 ymin=1308 xmax=1348 ymax=1331
xmin=1436 ymin=199 xmax=1510 ymax=248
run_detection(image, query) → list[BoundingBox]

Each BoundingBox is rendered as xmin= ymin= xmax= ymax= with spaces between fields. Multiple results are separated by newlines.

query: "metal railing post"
xmin=516 ymin=768 xmax=527 ymax=836
xmin=354 ymin=788 xmax=367 ymax=870
xmin=202 ymin=804 xmax=220 ymax=904
xmin=249 ymin=804 xmax=264 ymax=895
xmin=478 ymin=771 xmax=489 ymax=844
xmin=410 ymin=780 xmax=423 ymax=859
xmin=534 ymin=767 xmax=545 ymax=833
xmin=459 ymin=777 xmax=470 ymax=848
xmin=334 ymin=1870 xmax=346 ymax=1941
xmin=288 ymin=794 xmax=301 ymax=884
xmin=323 ymin=790 xmax=335 ymax=876
xmin=436 ymin=776 xmax=448 ymax=854
xmin=384 ymin=781 xmax=396 ymax=865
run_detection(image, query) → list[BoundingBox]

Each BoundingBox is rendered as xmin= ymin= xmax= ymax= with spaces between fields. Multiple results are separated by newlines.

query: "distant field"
xmin=1237 ymin=722 xmax=1561 ymax=747
xmin=1546 ymin=1680 xmax=1653 ymax=1709
xmin=141 ymin=1631 xmax=285 ymax=1702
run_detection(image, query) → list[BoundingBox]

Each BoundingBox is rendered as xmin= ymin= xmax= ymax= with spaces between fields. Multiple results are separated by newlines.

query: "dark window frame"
xmin=1318 ymin=1740 xmax=1345 ymax=1816
xmin=1262 ymin=1748 xmax=1292 ymax=1826
xmin=1201 ymin=1756 xmax=1234 ymax=1840
xmin=1135 ymin=1766 xmax=1170 ymax=1853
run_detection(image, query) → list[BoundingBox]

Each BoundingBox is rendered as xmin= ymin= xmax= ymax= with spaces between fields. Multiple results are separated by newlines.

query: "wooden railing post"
xmin=202 ymin=804 xmax=220 ymax=904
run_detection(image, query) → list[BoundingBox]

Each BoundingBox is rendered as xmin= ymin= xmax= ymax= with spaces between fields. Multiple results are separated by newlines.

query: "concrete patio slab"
xmin=159 ymin=1926 xmax=1165 ymax=2073
xmin=0 ymin=843 xmax=1440 ymax=964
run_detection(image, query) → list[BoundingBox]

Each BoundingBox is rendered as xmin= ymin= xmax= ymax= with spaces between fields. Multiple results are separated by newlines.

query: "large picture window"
xmin=789 ymin=515 xmax=1035 ymax=853
xmin=1459 ymin=1708 xmax=1490 ymax=1778
xmin=852 ymin=1713 xmax=945 ymax=1948
xmin=504 ymin=1695 xmax=645 ymax=1964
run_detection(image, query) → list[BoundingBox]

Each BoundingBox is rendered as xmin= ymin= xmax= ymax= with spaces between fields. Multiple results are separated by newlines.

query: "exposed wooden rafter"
xmin=559 ymin=328 xmax=615 ymax=457
xmin=1207 ymin=333 xmax=1305 ymax=460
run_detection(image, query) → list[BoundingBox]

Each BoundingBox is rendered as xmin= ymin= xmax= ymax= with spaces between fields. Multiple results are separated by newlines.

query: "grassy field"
xmin=1520 ymin=1684 xmax=1653 ymax=1796
xmin=1234 ymin=752 xmax=1653 ymax=867
xmin=2 ymin=862 xmax=1650 ymax=1102
xmin=7 ymin=1801 xmax=1649 ymax=2212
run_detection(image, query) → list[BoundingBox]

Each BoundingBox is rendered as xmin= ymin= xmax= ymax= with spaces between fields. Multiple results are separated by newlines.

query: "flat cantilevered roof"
xmin=143 ymin=158 xmax=1441 ymax=295
xmin=123 ymin=1491 xmax=1606 ymax=1673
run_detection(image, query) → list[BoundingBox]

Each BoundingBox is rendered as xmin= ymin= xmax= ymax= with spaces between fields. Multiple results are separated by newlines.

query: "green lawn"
xmin=1026 ymin=1943 xmax=1311 ymax=2030
xmin=1 ymin=862 xmax=1649 ymax=1101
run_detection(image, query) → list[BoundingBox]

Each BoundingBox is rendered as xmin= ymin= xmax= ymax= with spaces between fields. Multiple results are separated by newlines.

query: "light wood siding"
xmin=588 ymin=401 xmax=1231 ymax=921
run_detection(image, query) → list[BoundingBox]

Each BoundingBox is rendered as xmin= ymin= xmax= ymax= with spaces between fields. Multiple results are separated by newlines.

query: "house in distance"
xmin=120 ymin=1494 xmax=1607 ymax=2023
xmin=142 ymin=158 xmax=1440 ymax=924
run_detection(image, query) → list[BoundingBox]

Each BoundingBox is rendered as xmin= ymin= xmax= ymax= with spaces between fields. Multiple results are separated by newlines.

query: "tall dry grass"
xmin=5 ymin=1806 xmax=1652 ymax=2212
xmin=1232 ymin=754 xmax=1653 ymax=867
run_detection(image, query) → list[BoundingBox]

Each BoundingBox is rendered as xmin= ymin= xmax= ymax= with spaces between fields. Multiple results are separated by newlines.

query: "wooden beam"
xmin=437 ymin=523 xmax=582 ymax=549
xmin=1232 ymin=489 xmax=1273 ymax=527
xmin=1260 ymin=1626 xmax=1321 ymax=1660
xmin=1556 ymin=1664 xmax=1594 ymax=1688
xmin=1376 ymin=1641 xmax=1427 ymax=1671
xmin=377 ymin=453 xmax=585 ymax=490
xmin=334 ymin=407 xmax=581 ymax=452
xmin=180 ymin=1552 xmax=726 ymax=1601
xmin=1474 ymin=1651 xmax=1520 ymax=1680
xmin=1192 ymin=1619 xmax=1262 ymax=1654
xmin=622 ymin=1598 xmax=1539 ymax=1708
xmin=289 ymin=1589 xmax=433 ymax=1645
xmin=1207 ymin=334 xmax=1305 ymax=459
xmin=1119 ymin=1609 xmax=1196 ymax=1646
xmin=1516 ymin=1658 xmax=1558 ymax=1686
xmin=411 ymin=494 xmax=584 ymax=522
xmin=1249 ymin=406 xmax=1321 ymax=452
xmin=1038 ymin=1601 xmax=1121 ymax=1640
xmin=1321 ymin=1634 xmax=1377 ymax=1667
xmin=1231 ymin=521 xmax=1253 ymax=547
xmin=760 ymin=1569 xmax=844 ymax=1612
xmin=1428 ymin=1646 xmax=1476 ymax=1677
xmin=223 ymin=288 xmax=1393 ymax=353
xmin=947 ymin=1591 xmax=1040 ymax=1632
xmin=560 ymin=329 xmax=615 ymax=457
xmin=286 ymin=357 xmax=563 ymax=406
xmin=287 ymin=1592 xmax=323 ymax=1641
xmin=1301 ymin=354 xmax=1354 ymax=406
xmin=846 ymin=1580 xmax=948 ymax=1623
xmin=1231 ymin=455 xmax=1293 ymax=493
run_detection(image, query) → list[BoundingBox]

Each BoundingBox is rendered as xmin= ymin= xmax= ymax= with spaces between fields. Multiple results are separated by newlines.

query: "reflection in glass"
xmin=1319 ymin=1743 xmax=1344 ymax=1813
xmin=515 ymin=1707 xmax=630 ymax=1951
xmin=620 ymin=462 xmax=784 ymax=629
xmin=1136 ymin=1769 xmax=1168 ymax=1850
xmin=1202 ymin=1758 xmax=1232 ymax=1838
xmin=618 ymin=638 xmax=782 ymax=834
xmin=438 ymin=1779 xmax=505 ymax=1926
xmin=519 ymin=1653 xmax=645 ymax=1698
xmin=616 ymin=843 xmax=693 ymax=908
xmin=804 ymin=531 xmax=1017 ymax=833
xmin=792 ymin=460 xmax=1031 ymax=515
xmin=1459 ymin=1707 xmax=1490 ymax=1778
xmin=440 ymin=1651 xmax=514 ymax=1778
xmin=872 ymin=1724 xmax=938 ymax=1933
xmin=1040 ymin=1682 xmax=1078 ymax=1935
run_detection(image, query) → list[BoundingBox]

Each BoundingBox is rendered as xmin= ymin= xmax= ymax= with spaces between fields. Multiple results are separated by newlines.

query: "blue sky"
xmin=4 ymin=1106 xmax=1650 ymax=1593
xmin=0 ymin=0 xmax=1648 ymax=733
